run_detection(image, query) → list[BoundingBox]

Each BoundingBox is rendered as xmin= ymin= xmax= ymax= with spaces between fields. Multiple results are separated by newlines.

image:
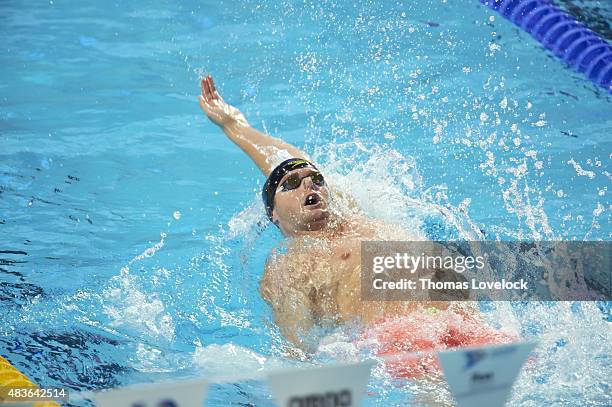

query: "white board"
xmin=267 ymin=361 xmax=375 ymax=407
xmin=438 ymin=342 xmax=536 ymax=407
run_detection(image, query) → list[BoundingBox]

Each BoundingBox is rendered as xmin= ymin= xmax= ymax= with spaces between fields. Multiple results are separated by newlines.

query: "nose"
xmin=302 ymin=175 xmax=319 ymax=190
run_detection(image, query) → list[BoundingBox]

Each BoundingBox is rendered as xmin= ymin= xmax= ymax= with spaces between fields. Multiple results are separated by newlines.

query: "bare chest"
xmin=287 ymin=235 xmax=364 ymax=285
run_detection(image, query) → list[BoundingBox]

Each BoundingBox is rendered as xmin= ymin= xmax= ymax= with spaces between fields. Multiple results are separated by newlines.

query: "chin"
xmin=301 ymin=209 xmax=330 ymax=231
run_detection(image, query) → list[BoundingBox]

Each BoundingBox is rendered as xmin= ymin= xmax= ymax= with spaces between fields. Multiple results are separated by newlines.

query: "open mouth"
xmin=304 ymin=193 xmax=321 ymax=206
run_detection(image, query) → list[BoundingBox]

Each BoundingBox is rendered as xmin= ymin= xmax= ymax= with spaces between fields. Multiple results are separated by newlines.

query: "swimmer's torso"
xmin=260 ymin=215 xmax=449 ymax=346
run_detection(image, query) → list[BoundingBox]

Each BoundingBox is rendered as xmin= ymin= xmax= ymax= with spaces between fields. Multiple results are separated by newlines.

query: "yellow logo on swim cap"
xmin=288 ymin=159 xmax=309 ymax=168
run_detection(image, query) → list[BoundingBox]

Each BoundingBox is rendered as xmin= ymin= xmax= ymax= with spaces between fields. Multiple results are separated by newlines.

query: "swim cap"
xmin=262 ymin=158 xmax=318 ymax=222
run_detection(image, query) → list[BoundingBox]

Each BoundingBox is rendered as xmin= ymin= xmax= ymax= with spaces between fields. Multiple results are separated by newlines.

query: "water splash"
xmin=103 ymin=232 xmax=176 ymax=342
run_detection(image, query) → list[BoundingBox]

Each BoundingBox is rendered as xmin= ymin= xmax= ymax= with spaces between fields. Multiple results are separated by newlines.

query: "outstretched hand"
xmin=199 ymin=75 xmax=248 ymax=129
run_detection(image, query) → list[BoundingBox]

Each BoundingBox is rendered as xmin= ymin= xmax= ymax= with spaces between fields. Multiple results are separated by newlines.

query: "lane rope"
xmin=481 ymin=0 xmax=612 ymax=92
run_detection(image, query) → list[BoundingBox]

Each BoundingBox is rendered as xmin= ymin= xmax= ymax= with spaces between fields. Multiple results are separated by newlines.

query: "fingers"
xmin=200 ymin=75 xmax=224 ymax=111
xmin=209 ymin=76 xmax=219 ymax=100
xmin=200 ymin=75 xmax=221 ymax=101
xmin=206 ymin=76 xmax=215 ymax=100
xmin=201 ymin=76 xmax=213 ymax=102
xmin=200 ymin=78 xmax=208 ymax=102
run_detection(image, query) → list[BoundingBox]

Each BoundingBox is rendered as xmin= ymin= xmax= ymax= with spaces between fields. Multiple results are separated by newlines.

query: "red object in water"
xmin=362 ymin=309 xmax=518 ymax=379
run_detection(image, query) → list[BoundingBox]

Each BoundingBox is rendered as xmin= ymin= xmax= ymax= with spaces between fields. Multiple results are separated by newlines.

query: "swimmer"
xmin=198 ymin=75 xmax=516 ymax=377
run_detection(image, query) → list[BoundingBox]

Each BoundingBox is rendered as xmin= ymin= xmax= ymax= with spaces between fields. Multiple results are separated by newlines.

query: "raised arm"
xmin=199 ymin=75 xmax=310 ymax=176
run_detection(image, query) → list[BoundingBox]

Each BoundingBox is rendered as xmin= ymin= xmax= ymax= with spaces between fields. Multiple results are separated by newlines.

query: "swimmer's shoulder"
xmin=263 ymin=247 xmax=287 ymax=277
xmin=265 ymin=239 xmax=302 ymax=268
xmin=263 ymin=239 xmax=316 ymax=281
xmin=260 ymin=243 xmax=299 ymax=294
xmin=261 ymin=252 xmax=284 ymax=303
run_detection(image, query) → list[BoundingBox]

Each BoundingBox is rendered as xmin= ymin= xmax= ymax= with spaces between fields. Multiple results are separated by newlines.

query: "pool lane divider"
xmin=481 ymin=0 xmax=612 ymax=92
xmin=0 ymin=355 xmax=60 ymax=407
xmin=75 ymin=341 xmax=536 ymax=407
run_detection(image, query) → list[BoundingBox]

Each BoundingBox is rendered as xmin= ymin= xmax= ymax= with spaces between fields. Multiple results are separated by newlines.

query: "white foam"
xmin=193 ymin=343 xmax=287 ymax=377
xmin=103 ymin=233 xmax=175 ymax=342
xmin=104 ymin=279 xmax=175 ymax=342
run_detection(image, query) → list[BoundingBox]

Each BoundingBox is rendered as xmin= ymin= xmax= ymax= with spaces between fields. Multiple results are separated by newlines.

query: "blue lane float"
xmin=481 ymin=0 xmax=612 ymax=92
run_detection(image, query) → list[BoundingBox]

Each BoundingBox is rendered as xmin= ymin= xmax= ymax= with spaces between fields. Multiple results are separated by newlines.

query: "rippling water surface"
xmin=1 ymin=0 xmax=610 ymax=405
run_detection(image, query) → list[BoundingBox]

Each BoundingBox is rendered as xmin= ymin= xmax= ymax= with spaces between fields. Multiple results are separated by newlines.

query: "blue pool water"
xmin=1 ymin=0 xmax=611 ymax=405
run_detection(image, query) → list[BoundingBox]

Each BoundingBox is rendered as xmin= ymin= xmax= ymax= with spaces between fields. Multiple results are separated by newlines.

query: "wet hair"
xmin=262 ymin=158 xmax=318 ymax=222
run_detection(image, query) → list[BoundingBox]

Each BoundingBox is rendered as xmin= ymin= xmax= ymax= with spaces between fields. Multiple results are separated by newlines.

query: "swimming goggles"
xmin=277 ymin=171 xmax=325 ymax=192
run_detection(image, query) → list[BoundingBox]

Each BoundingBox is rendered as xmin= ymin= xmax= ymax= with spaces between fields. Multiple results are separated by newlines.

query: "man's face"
xmin=271 ymin=167 xmax=331 ymax=233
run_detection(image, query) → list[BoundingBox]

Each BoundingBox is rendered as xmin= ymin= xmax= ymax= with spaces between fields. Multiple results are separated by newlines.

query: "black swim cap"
xmin=262 ymin=158 xmax=318 ymax=222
